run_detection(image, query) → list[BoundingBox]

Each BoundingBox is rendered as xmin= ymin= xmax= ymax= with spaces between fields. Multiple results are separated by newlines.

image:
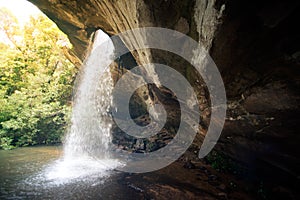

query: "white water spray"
xmin=43 ymin=30 xmax=122 ymax=184
xmin=64 ymin=30 xmax=114 ymax=159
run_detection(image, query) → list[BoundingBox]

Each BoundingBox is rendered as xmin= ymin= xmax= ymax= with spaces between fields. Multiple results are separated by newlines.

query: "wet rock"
xmin=208 ymin=175 xmax=218 ymax=181
xmin=135 ymin=139 xmax=145 ymax=150
xmin=217 ymin=192 xmax=228 ymax=199
xmin=128 ymin=184 xmax=144 ymax=193
xmin=198 ymin=166 xmax=207 ymax=171
xmin=183 ymin=160 xmax=196 ymax=169
xmin=217 ymin=184 xmax=227 ymax=191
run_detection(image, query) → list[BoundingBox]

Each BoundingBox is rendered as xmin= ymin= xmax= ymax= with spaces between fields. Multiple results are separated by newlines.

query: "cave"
xmin=26 ymin=0 xmax=300 ymax=198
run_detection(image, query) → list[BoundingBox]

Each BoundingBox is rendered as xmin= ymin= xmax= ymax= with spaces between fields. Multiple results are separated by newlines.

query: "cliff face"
xmin=29 ymin=0 xmax=299 ymax=187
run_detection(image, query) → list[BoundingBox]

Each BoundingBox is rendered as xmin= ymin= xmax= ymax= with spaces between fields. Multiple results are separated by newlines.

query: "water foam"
xmin=43 ymin=30 xmax=123 ymax=184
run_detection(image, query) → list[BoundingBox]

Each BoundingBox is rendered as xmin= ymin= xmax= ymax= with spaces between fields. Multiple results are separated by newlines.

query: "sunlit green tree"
xmin=0 ymin=8 xmax=77 ymax=149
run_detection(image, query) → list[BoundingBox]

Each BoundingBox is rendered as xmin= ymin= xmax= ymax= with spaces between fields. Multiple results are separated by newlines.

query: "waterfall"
xmin=43 ymin=30 xmax=121 ymax=184
xmin=64 ymin=30 xmax=114 ymax=159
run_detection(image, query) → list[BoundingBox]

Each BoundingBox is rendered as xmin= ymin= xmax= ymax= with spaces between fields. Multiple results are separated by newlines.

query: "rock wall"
xmin=210 ymin=0 xmax=300 ymax=186
xmin=29 ymin=0 xmax=300 ymax=189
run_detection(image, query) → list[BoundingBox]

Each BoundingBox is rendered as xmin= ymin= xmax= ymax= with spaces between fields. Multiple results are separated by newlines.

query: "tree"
xmin=0 ymin=9 xmax=77 ymax=149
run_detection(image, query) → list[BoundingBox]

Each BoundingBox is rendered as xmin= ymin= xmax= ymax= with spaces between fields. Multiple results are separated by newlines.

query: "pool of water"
xmin=0 ymin=146 xmax=142 ymax=200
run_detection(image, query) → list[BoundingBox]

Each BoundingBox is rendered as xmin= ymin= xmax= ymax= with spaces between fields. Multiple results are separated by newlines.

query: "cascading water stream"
xmin=64 ymin=31 xmax=114 ymax=159
xmin=42 ymin=30 xmax=122 ymax=184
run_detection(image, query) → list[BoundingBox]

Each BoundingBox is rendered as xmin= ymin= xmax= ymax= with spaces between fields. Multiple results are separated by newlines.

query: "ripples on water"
xmin=0 ymin=146 xmax=129 ymax=200
xmin=0 ymin=30 xmax=129 ymax=199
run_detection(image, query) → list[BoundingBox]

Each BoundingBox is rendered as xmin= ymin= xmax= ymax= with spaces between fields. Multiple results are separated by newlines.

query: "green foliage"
xmin=0 ymin=9 xmax=77 ymax=149
xmin=206 ymin=150 xmax=243 ymax=174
